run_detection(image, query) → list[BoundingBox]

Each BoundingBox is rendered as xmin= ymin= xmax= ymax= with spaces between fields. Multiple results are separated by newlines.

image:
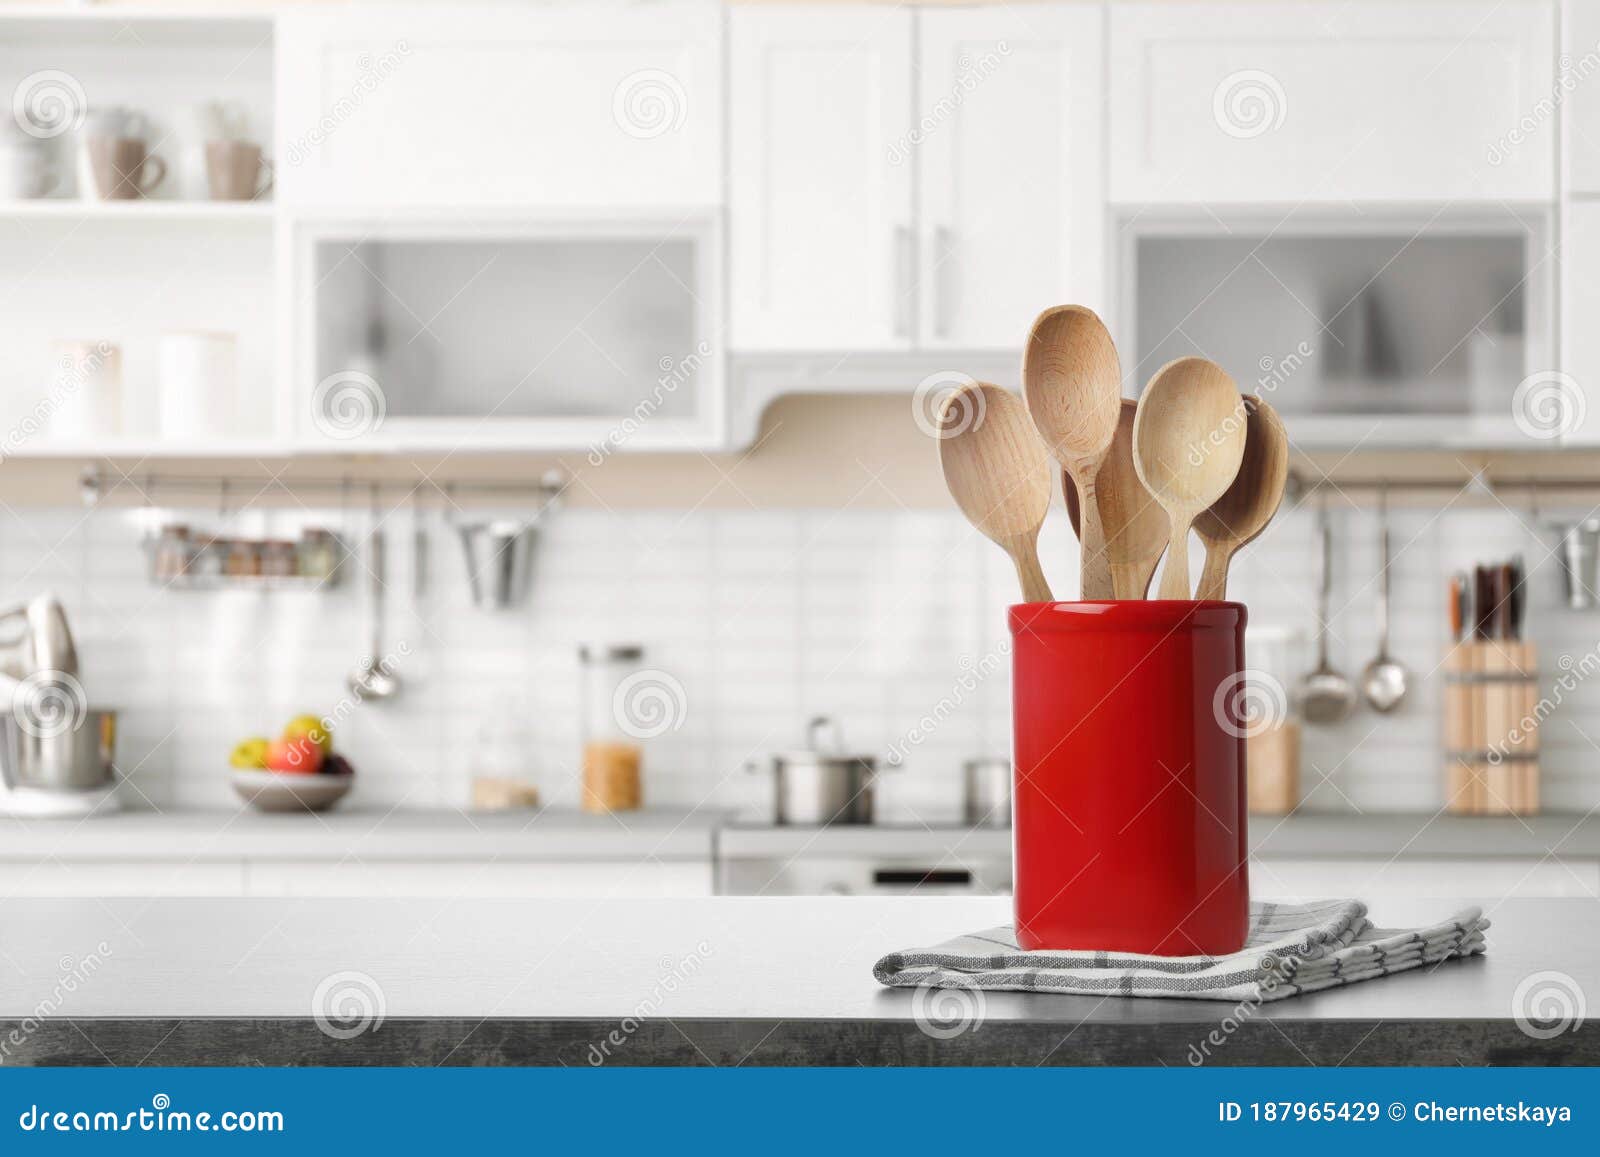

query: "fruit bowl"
xmin=231 ymin=768 xmax=353 ymax=813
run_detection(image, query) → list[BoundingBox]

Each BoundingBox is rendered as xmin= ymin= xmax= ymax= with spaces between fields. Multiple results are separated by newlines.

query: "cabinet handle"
xmin=935 ymin=225 xmax=955 ymax=340
xmin=893 ymin=225 xmax=914 ymax=339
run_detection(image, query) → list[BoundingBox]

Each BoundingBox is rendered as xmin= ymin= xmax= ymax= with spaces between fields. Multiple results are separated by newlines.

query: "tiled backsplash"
xmin=3 ymin=495 xmax=1598 ymax=816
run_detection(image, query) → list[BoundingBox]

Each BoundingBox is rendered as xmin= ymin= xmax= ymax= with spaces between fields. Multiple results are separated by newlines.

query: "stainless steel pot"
xmin=963 ymin=758 xmax=1011 ymax=828
xmin=0 ymin=707 xmax=117 ymax=793
xmin=752 ymin=716 xmax=881 ymax=826
xmin=458 ymin=519 xmax=538 ymax=610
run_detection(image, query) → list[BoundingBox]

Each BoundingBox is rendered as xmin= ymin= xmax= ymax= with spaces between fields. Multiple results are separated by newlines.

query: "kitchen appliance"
xmin=0 ymin=594 xmax=118 ymax=818
xmin=716 ymin=824 xmax=1012 ymax=895
xmin=962 ymin=758 xmax=1011 ymax=828
xmin=749 ymin=716 xmax=882 ymax=826
xmin=1010 ymin=600 xmax=1249 ymax=954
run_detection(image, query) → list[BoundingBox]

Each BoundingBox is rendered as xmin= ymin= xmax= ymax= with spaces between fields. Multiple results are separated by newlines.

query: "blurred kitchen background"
xmin=3 ymin=0 xmax=1600 ymax=904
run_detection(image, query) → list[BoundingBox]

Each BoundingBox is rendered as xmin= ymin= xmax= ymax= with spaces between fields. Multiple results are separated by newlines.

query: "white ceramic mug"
xmin=158 ymin=331 xmax=237 ymax=439
xmin=0 ymin=135 xmax=60 ymax=199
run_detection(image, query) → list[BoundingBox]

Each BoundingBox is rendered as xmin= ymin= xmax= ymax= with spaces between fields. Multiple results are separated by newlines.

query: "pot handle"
xmin=806 ymin=714 xmax=841 ymax=753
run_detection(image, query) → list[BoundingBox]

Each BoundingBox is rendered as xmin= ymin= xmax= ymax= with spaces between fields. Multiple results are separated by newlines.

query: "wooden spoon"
xmin=1062 ymin=400 xmax=1168 ymax=598
xmin=1193 ymin=396 xmax=1288 ymax=600
xmin=937 ymin=381 xmax=1054 ymax=603
xmin=1022 ymin=305 xmax=1122 ymax=600
xmin=1131 ymin=357 xmax=1248 ymax=600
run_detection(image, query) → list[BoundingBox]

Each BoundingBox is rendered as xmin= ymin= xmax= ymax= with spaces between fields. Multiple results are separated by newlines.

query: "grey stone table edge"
xmin=4 ymin=1017 xmax=1593 ymax=1067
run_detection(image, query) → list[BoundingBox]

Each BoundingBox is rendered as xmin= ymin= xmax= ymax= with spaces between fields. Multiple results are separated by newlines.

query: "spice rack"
xmin=148 ymin=524 xmax=345 ymax=591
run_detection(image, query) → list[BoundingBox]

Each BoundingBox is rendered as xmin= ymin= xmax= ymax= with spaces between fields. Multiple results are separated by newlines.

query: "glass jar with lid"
xmin=579 ymin=643 xmax=647 ymax=813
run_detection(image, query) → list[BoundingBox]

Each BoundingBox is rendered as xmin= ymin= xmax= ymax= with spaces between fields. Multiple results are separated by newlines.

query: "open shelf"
xmin=0 ymin=200 xmax=273 ymax=222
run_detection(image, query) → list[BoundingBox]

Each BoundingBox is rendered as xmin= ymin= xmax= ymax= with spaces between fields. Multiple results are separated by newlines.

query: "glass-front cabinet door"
xmin=291 ymin=215 xmax=722 ymax=452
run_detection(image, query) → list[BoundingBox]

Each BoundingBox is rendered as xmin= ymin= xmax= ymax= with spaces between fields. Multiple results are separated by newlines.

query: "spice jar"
xmin=297 ymin=527 xmax=338 ymax=580
xmin=152 ymin=524 xmax=192 ymax=581
xmin=579 ymin=643 xmax=647 ymax=813
xmin=261 ymin=540 xmax=298 ymax=578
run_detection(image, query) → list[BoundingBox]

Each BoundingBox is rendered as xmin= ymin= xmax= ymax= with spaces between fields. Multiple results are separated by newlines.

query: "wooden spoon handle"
xmin=1157 ymin=519 xmax=1193 ymax=600
xmin=1195 ymin=542 xmax=1231 ymax=601
xmin=1076 ymin=474 xmax=1114 ymax=600
xmin=1011 ymin=544 xmax=1054 ymax=604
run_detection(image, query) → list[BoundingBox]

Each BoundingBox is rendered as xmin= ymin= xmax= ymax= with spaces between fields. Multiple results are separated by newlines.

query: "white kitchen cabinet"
xmin=1560 ymin=200 xmax=1600 ymax=444
xmin=1252 ymin=856 xmax=1599 ymax=906
xmin=0 ymin=860 xmax=245 ymax=898
xmin=243 ymin=860 xmax=713 ymax=899
xmin=729 ymin=7 xmax=915 ymax=350
xmin=276 ymin=3 xmax=722 ymax=208
xmin=291 ymin=214 xmax=723 ymax=451
xmin=917 ymin=5 xmax=1104 ymax=349
xmin=730 ymin=3 xmax=1105 ymax=353
xmin=1109 ymin=3 xmax=1555 ymax=204
xmin=1566 ymin=0 xmax=1600 ymax=194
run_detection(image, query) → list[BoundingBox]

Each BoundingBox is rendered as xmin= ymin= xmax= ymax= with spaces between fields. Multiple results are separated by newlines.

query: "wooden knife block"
xmin=1443 ymin=640 xmax=1539 ymax=815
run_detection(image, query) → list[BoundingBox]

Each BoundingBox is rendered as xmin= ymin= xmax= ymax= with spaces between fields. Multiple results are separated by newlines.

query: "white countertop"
xmin=5 ymin=809 xmax=1600 ymax=864
xmin=1 ymin=894 xmax=1579 ymax=1023
xmin=0 ymin=807 xmax=723 ymax=861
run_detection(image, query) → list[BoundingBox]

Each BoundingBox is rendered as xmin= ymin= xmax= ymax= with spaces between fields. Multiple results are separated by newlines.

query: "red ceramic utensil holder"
xmin=1009 ymin=600 xmax=1250 ymax=955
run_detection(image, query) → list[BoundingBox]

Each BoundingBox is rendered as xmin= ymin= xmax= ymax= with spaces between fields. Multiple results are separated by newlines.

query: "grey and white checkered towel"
xmin=873 ymin=900 xmax=1488 ymax=1002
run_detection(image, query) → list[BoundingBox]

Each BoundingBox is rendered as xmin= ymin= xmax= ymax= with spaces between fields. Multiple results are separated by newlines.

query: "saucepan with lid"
xmin=749 ymin=716 xmax=886 ymax=826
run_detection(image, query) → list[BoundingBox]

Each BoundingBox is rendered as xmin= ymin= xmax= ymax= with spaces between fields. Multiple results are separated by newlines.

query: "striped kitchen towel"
xmin=872 ymin=900 xmax=1488 ymax=1002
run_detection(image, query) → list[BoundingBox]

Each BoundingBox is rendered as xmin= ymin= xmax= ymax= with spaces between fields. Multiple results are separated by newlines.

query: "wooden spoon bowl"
xmin=937 ymin=382 xmax=1054 ymax=603
xmin=1023 ymin=305 xmax=1123 ymax=599
xmin=1194 ymin=396 xmax=1288 ymax=600
xmin=1132 ymin=357 xmax=1248 ymax=600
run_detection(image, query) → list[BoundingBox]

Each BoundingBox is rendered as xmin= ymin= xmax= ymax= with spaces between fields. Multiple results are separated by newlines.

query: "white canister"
xmin=46 ymin=340 xmax=122 ymax=440
xmin=159 ymin=331 xmax=237 ymax=439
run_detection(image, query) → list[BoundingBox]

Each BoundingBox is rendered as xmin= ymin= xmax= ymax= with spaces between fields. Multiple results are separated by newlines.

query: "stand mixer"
xmin=0 ymin=594 xmax=118 ymax=818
